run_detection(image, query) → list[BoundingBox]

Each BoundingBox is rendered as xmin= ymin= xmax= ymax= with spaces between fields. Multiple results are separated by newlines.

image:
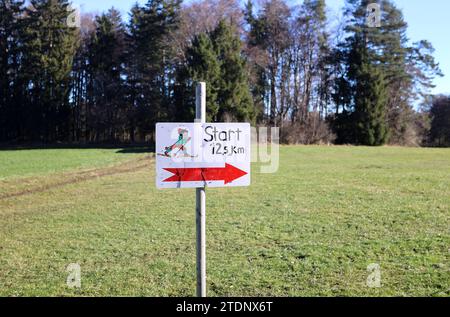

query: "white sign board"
xmin=156 ymin=123 xmax=251 ymax=189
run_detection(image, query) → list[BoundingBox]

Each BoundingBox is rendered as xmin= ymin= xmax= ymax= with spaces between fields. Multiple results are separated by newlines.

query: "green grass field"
xmin=0 ymin=146 xmax=449 ymax=297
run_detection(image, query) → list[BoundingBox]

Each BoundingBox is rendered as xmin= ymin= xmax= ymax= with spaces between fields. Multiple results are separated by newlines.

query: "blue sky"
xmin=71 ymin=0 xmax=449 ymax=95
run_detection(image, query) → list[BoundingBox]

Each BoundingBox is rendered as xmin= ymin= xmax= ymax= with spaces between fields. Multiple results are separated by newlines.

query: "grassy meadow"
xmin=0 ymin=146 xmax=449 ymax=296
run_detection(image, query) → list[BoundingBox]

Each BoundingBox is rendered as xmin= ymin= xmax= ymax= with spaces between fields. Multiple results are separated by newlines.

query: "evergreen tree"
xmin=21 ymin=0 xmax=77 ymax=142
xmin=70 ymin=12 xmax=96 ymax=143
xmin=353 ymin=43 xmax=388 ymax=145
xmin=336 ymin=0 xmax=441 ymax=145
xmin=184 ymin=33 xmax=221 ymax=121
xmin=211 ymin=20 xmax=254 ymax=122
xmin=429 ymin=96 xmax=450 ymax=147
xmin=88 ymin=8 xmax=126 ymax=142
xmin=125 ymin=0 xmax=180 ymax=140
xmin=0 ymin=0 xmax=24 ymax=142
xmin=180 ymin=20 xmax=254 ymax=123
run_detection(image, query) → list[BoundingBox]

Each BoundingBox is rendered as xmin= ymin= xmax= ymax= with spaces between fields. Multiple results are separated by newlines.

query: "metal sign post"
xmin=195 ymin=82 xmax=207 ymax=297
xmin=155 ymin=82 xmax=250 ymax=297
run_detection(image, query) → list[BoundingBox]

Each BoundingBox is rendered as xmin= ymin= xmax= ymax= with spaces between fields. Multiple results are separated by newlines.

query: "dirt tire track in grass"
xmin=0 ymin=155 xmax=154 ymax=200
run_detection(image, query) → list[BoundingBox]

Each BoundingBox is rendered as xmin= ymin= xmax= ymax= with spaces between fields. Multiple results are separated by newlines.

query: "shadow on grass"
xmin=116 ymin=146 xmax=155 ymax=154
xmin=0 ymin=143 xmax=155 ymax=154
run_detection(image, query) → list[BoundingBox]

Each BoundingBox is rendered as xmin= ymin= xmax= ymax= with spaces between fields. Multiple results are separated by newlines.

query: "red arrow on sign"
xmin=163 ymin=163 xmax=247 ymax=184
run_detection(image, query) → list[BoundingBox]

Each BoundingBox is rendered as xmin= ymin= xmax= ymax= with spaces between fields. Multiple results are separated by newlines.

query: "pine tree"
xmin=340 ymin=0 xmax=441 ymax=145
xmin=429 ymin=96 xmax=450 ymax=147
xmin=211 ymin=20 xmax=254 ymax=122
xmin=70 ymin=11 xmax=97 ymax=143
xmin=180 ymin=20 xmax=254 ymax=123
xmin=21 ymin=0 xmax=77 ymax=142
xmin=88 ymin=8 xmax=126 ymax=142
xmin=185 ymin=33 xmax=221 ymax=121
xmin=0 ymin=0 xmax=25 ymax=141
xmin=353 ymin=43 xmax=388 ymax=146
xmin=125 ymin=0 xmax=180 ymax=140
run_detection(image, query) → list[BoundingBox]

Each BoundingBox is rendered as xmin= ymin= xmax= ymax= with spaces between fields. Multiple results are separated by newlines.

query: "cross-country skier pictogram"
xmin=158 ymin=128 xmax=197 ymax=158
